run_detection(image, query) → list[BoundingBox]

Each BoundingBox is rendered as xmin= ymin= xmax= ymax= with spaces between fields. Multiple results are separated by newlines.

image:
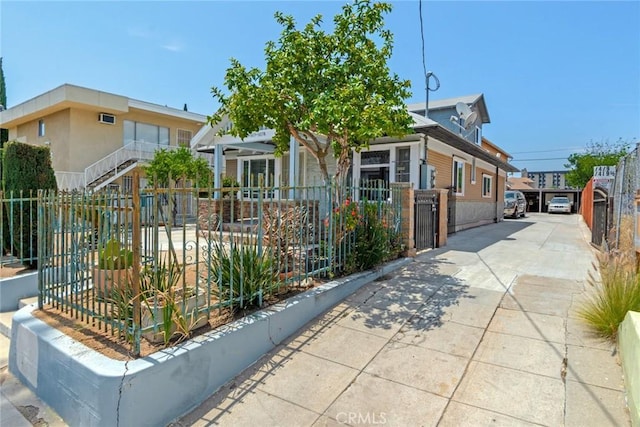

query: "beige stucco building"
xmin=0 ymin=84 xmax=207 ymax=190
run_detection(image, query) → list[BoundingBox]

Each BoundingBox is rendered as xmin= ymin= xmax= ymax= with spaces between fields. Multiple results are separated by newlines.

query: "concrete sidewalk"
xmin=175 ymin=213 xmax=630 ymax=426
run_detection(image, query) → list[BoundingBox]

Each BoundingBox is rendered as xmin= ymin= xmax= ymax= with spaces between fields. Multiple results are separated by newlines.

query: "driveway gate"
xmin=592 ymin=188 xmax=608 ymax=247
xmin=414 ymin=190 xmax=438 ymax=250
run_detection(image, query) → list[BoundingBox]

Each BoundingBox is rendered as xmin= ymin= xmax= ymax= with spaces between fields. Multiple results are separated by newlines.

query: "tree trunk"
xmin=332 ymin=147 xmax=351 ymax=207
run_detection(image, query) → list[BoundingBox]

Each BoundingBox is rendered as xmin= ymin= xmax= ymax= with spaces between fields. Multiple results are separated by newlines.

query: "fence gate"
xmin=414 ymin=190 xmax=438 ymax=250
xmin=592 ymin=188 xmax=608 ymax=247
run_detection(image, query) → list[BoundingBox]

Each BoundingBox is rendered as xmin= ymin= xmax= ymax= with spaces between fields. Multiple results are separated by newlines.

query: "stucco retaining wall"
xmin=0 ymin=271 xmax=38 ymax=312
xmin=9 ymin=257 xmax=411 ymax=427
xmin=619 ymin=310 xmax=640 ymax=426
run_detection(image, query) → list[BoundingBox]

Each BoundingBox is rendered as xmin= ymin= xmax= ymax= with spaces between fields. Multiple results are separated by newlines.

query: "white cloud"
xmin=161 ymin=41 xmax=184 ymax=52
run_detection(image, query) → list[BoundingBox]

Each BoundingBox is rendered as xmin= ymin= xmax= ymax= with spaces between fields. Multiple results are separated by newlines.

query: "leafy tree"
xmin=564 ymin=139 xmax=629 ymax=188
xmin=0 ymin=57 xmax=8 ymax=146
xmin=144 ymin=147 xmax=211 ymax=227
xmin=208 ymin=0 xmax=413 ymax=187
xmin=144 ymin=146 xmax=211 ymax=188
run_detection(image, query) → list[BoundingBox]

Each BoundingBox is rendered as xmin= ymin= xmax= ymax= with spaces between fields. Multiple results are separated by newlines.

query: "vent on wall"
xmin=98 ymin=113 xmax=116 ymax=124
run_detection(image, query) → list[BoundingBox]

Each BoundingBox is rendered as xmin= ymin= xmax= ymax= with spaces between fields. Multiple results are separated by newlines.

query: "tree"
xmin=0 ymin=57 xmax=8 ymax=147
xmin=564 ymin=139 xmax=629 ymax=188
xmin=208 ymin=0 xmax=413 ymax=187
xmin=144 ymin=147 xmax=211 ymax=226
xmin=144 ymin=146 xmax=211 ymax=188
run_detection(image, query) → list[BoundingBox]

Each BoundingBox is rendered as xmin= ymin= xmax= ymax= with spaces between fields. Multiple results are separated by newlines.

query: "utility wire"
xmin=419 ymin=0 xmax=427 ymax=86
xmin=512 ymin=157 xmax=569 ymax=162
xmin=510 ymin=147 xmax=585 ymax=155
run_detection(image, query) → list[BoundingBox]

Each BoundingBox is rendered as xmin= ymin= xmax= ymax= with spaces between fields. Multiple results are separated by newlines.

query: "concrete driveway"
xmin=175 ymin=213 xmax=630 ymax=426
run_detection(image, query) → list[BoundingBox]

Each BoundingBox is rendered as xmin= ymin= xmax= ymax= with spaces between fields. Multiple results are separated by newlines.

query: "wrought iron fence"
xmin=1 ymin=191 xmax=39 ymax=268
xmin=36 ymin=178 xmax=404 ymax=355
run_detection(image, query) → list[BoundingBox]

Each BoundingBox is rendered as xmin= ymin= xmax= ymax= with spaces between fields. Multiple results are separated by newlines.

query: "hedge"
xmin=2 ymin=141 xmax=57 ymax=267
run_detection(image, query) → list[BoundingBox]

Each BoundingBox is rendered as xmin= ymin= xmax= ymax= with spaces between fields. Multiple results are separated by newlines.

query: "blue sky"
xmin=1 ymin=1 xmax=638 ymax=172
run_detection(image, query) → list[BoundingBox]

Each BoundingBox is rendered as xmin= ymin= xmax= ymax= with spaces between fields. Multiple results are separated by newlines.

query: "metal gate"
xmin=592 ymin=188 xmax=608 ymax=247
xmin=415 ymin=190 xmax=438 ymax=250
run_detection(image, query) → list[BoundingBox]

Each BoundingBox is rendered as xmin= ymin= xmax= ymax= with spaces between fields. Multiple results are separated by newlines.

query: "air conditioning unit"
xmin=98 ymin=113 xmax=116 ymax=124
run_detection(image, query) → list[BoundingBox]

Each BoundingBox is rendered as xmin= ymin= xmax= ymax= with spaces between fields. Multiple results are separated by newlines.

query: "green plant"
xmin=578 ymin=216 xmax=640 ymax=341
xmin=98 ymin=238 xmax=134 ymax=270
xmin=221 ymin=175 xmax=240 ymax=199
xmin=140 ymin=257 xmax=206 ymax=345
xmin=206 ymin=238 xmax=280 ymax=309
xmin=140 ymin=256 xmax=182 ymax=293
xmin=353 ymin=202 xmax=389 ymax=271
xmin=2 ymin=141 xmax=57 ymax=267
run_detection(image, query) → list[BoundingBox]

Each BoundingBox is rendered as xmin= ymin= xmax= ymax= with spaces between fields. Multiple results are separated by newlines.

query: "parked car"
xmin=547 ymin=196 xmax=573 ymax=214
xmin=504 ymin=190 xmax=526 ymax=218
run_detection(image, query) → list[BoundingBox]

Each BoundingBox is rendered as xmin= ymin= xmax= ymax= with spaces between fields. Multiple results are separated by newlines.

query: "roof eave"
xmin=418 ymin=125 xmax=518 ymax=173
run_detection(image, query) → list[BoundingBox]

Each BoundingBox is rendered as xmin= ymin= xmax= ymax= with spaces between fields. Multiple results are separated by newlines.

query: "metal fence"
xmin=1 ymin=191 xmax=39 ymax=268
xmin=611 ymin=143 xmax=640 ymax=248
xmin=36 ymin=177 xmax=404 ymax=355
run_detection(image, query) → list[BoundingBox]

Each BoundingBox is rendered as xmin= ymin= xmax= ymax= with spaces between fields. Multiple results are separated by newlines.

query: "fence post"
xmin=391 ymin=182 xmax=415 ymax=257
xmin=131 ymin=170 xmax=142 ymax=356
xmin=436 ymin=189 xmax=449 ymax=248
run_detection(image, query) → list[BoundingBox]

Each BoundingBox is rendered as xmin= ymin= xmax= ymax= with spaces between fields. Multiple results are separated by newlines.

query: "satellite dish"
xmin=455 ymin=102 xmax=473 ymax=118
xmin=455 ymin=102 xmax=478 ymax=130
xmin=463 ymin=111 xmax=478 ymax=130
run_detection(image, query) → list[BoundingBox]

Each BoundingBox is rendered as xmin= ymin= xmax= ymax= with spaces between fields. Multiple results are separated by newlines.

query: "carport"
xmin=520 ymin=189 xmax=582 ymax=213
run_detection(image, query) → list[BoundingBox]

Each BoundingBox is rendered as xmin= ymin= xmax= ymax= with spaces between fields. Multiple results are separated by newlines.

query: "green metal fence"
xmin=36 ymin=179 xmax=403 ymax=355
xmin=1 ymin=191 xmax=39 ymax=269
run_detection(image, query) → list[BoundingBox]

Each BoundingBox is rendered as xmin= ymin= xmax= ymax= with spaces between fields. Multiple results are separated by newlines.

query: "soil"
xmin=30 ymin=268 xmax=320 ymax=360
xmin=0 ymin=262 xmax=34 ymax=278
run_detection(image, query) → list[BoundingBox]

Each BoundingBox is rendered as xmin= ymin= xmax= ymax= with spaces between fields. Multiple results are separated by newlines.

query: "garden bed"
xmin=33 ymin=270 xmax=318 ymax=359
xmin=9 ymin=258 xmax=410 ymax=427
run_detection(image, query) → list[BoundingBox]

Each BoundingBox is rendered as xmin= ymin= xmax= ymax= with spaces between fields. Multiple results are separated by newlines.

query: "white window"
xmin=242 ymin=158 xmax=275 ymax=197
xmin=475 ymin=126 xmax=482 ymax=145
xmin=38 ymin=119 xmax=45 ymax=137
xmin=395 ymin=147 xmax=411 ymax=182
xmin=123 ymin=120 xmax=169 ymax=146
xmin=482 ymin=174 xmax=492 ymax=198
xmin=452 ymin=158 xmax=465 ymax=195
xmin=177 ymin=129 xmax=192 ymax=147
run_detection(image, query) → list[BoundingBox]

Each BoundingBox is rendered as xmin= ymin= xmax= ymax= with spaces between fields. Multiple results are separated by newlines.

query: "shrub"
xmin=2 ymin=141 xmax=57 ymax=267
xmin=206 ymin=238 xmax=280 ymax=310
xmin=335 ymin=198 xmax=402 ymax=275
xmin=353 ymin=202 xmax=395 ymax=271
xmin=578 ymin=215 xmax=640 ymax=341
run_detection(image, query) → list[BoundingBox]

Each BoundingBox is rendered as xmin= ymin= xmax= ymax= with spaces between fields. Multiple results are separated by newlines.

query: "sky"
xmin=1 ymin=1 xmax=639 ymax=173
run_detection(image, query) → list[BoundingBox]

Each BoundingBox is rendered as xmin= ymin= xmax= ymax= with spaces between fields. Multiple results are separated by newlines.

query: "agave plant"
xmin=205 ymin=237 xmax=280 ymax=310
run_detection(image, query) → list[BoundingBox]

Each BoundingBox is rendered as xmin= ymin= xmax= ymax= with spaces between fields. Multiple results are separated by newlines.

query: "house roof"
xmin=481 ymin=136 xmax=513 ymax=159
xmin=413 ymin=121 xmax=519 ymax=173
xmin=198 ymin=109 xmax=518 ymax=173
xmin=197 ymin=112 xmax=441 ymax=154
xmin=406 ymin=93 xmax=490 ymax=124
xmin=507 ymin=177 xmax=534 ymax=190
xmin=0 ymin=84 xmax=206 ymax=128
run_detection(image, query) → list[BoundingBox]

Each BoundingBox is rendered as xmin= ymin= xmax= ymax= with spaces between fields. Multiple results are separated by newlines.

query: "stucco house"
xmin=1 ymin=85 xmax=518 ymax=233
xmin=0 ymin=84 xmax=207 ymax=191
xmin=195 ymin=93 xmax=518 ymax=233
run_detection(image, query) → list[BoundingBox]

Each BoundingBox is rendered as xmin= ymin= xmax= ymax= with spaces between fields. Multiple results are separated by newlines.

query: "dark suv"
xmin=504 ymin=191 xmax=526 ymax=218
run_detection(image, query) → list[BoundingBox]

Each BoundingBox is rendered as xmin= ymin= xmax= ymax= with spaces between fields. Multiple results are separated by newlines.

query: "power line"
xmin=512 ymin=157 xmax=569 ymax=162
xmin=510 ymin=147 xmax=585 ymax=155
